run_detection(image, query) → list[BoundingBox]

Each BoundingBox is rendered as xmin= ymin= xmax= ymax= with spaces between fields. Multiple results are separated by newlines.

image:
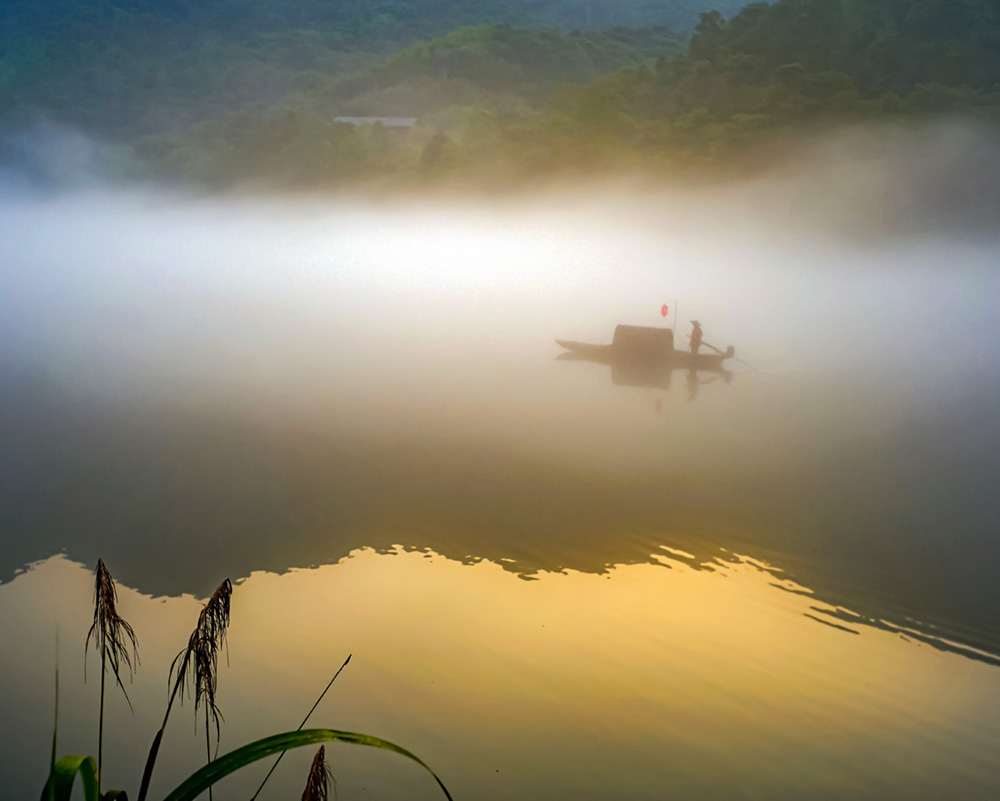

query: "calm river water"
xmin=1 ymin=177 xmax=999 ymax=800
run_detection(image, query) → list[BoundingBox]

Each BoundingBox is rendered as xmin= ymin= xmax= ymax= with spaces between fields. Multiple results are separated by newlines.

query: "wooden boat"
xmin=556 ymin=324 xmax=734 ymax=389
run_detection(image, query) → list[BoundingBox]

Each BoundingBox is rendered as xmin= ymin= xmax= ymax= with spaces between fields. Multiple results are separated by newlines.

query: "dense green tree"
xmin=3 ymin=0 xmax=1000 ymax=189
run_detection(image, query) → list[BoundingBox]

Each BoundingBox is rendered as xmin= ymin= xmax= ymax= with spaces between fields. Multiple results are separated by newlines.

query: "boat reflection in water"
xmin=556 ymin=324 xmax=734 ymax=395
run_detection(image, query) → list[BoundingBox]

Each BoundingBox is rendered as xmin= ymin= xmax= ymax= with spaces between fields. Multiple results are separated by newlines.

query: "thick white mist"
xmin=2 ymin=121 xmax=999 ymax=477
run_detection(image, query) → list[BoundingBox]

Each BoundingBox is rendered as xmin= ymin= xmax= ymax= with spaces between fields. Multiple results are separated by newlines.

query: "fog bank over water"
xmin=737 ymin=119 xmax=1000 ymax=237
xmin=3 ymin=139 xmax=999 ymax=414
xmin=2 ymin=183 xmax=997 ymax=445
xmin=3 ymin=115 xmax=1000 ymax=234
xmin=2 ymin=122 xmax=1000 ymax=654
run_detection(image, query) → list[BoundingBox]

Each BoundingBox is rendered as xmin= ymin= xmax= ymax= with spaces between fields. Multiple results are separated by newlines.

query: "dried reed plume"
xmin=85 ymin=559 xmax=139 ymax=793
xmin=86 ymin=559 xmax=140 ymax=691
xmin=168 ymin=578 xmax=233 ymax=740
xmin=302 ymin=746 xmax=335 ymax=801
xmin=169 ymin=578 xmax=232 ymax=801
xmin=137 ymin=577 xmax=233 ymax=801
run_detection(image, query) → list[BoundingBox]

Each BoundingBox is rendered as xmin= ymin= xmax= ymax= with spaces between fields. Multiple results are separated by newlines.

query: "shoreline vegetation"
xmin=2 ymin=0 xmax=999 ymax=193
xmin=42 ymin=559 xmax=452 ymax=801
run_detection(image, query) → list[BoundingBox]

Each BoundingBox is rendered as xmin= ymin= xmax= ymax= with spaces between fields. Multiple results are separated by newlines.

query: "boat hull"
xmin=556 ymin=324 xmax=734 ymax=389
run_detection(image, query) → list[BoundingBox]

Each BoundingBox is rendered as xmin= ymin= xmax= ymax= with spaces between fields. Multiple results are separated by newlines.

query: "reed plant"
xmin=42 ymin=560 xmax=453 ymax=801
xmin=136 ymin=579 xmax=232 ymax=801
xmin=84 ymin=560 xmax=139 ymax=796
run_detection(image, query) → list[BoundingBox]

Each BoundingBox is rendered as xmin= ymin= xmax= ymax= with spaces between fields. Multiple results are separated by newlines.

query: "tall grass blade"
xmin=51 ymin=629 xmax=60 ymax=774
xmin=136 ymin=730 xmax=163 ymax=801
xmin=40 ymin=756 xmax=100 ymax=801
xmin=161 ymin=729 xmax=453 ymax=801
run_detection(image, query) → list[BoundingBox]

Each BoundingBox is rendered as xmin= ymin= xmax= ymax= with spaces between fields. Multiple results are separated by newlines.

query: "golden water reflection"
xmin=2 ymin=549 xmax=999 ymax=800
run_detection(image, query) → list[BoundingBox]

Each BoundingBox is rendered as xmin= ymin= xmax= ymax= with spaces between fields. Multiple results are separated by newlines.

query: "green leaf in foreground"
xmin=161 ymin=728 xmax=453 ymax=801
xmin=41 ymin=755 xmax=99 ymax=801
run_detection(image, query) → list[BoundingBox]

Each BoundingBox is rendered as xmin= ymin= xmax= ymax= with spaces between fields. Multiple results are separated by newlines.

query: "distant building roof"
xmin=334 ymin=116 xmax=417 ymax=128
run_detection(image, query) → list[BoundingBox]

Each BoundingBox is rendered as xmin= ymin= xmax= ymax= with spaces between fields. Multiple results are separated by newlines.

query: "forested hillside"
xmin=485 ymin=0 xmax=1000 ymax=180
xmin=0 ymin=0 xmax=736 ymax=134
xmin=124 ymin=23 xmax=689 ymax=187
xmin=2 ymin=0 xmax=998 ymax=190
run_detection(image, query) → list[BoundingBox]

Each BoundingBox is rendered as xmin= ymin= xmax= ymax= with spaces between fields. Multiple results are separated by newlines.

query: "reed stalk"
xmin=99 ymin=661 xmax=106 ymax=794
xmin=85 ymin=559 xmax=139 ymax=795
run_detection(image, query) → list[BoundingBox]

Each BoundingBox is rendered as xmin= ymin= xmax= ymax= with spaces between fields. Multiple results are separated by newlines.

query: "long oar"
xmin=694 ymin=338 xmax=725 ymax=355
xmin=688 ymin=336 xmax=756 ymax=369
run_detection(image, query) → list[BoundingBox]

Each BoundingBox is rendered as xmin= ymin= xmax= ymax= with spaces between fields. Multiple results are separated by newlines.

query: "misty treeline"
xmin=2 ymin=0 xmax=998 ymax=190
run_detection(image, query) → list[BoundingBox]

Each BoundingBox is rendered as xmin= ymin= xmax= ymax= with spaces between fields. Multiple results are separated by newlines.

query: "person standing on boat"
xmin=690 ymin=320 xmax=703 ymax=356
